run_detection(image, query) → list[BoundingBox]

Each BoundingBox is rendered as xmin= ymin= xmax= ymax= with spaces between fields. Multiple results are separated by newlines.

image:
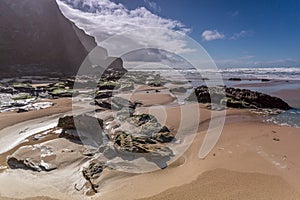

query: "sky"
xmin=57 ymin=0 xmax=300 ymax=68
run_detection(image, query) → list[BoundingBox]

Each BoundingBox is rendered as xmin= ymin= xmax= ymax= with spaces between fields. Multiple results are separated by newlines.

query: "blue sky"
xmin=57 ymin=0 xmax=300 ymax=68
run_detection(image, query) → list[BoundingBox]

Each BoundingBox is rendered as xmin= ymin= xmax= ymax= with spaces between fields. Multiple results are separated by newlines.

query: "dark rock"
xmin=187 ymin=85 xmax=291 ymax=110
xmin=97 ymin=81 xmax=118 ymax=90
xmin=95 ymin=91 xmax=113 ymax=99
xmin=170 ymin=87 xmax=187 ymax=93
xmin=273 ymin=137 xmax=280 ymax=142
xmin=261 ymin=79 xmax=271 ymax=82
xmin=0 ymin=0 xmax=96 ymax=78
xmin=94 ymin=100 xmax=112 ymax=109
xmin=0 ymin=86 xmax=16 ymax=94
xmin=111 ymin=96 xmax=135 ymax=110
xmin=82 ymin=161 xmax=106 ymax=193
xmin=228 ymin=78 xmax=242 ymax=81
xmin=147 ymin=80 xmax=164 ymax=87
xmin=58 ymin=116 xmax=76 ymax=129
xmin=57 ymin=115 xmax=103 ymax=130
xmin=13 ymin=84 xmax=35 ymax=94
xmin=7 ymin=157 xmax=56 ymax=172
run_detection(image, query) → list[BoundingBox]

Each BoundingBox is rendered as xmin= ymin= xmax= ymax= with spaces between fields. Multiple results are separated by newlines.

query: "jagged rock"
xmin=58 ymin=116 xmax=76 ymax=129
xmin=152 ymin=126 xmax=174 ymax=143
xmin=114 ymin=132 xmax=157 ymax=153
xmin=58 ymin=115 xmax=104 ymax=142
xmin=82 ymin=161 xmax=106 ymax=193
xmin=49 ymin=89 xmax=77 ymax=98
xmin=95 ymin=91 xmax=113 ymax=99
xmin=94 ymin=99 xmax=112 ymax=109
xmin=147 ymin=81 xmax=163 ymax=87
xmin=0 ymin=0 xmax=97 ymax=78
xmin=12 ymin=84 xmax=35 ymax=94
xmin=97 ymin=81 xmax=118 ymax=90
xmin=82 ymin=161 xmax=105 ymax=180
xmin=7 ymin=157 xmax=42 ymax=172
xmin=187 ymin=85 xmax=291 ymax=110
xmin=7 ymin=145 xmax=57 ymax=172
xmin=0 ymin=86 xmax=16 ymax=94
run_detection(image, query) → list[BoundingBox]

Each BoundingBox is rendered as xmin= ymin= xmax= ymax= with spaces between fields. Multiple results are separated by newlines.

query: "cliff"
xmin=0 ymin=0 xmax=125 ymax=78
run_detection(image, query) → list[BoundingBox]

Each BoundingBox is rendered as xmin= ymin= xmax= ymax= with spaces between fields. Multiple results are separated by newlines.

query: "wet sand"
xmin=0 ymin=86 xmax=300 ymax=200
xmin=0 ymin=98 xmax=72 ymax=130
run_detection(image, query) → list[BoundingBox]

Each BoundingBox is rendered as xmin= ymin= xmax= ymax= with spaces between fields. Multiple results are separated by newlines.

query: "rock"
xmin=82 ymin=161 xmax=105 ymax=180
xmin=147 ymin=81 xmax=163 ymax=87
xmin=49 ymin=88 xmax=77 ymax=98
xmin=7 ymin=145 xmax=57 ymax=172
xmin=7 ymin=157 xmax=42 ymax=172
xmin=0 ymin=86 xmax=16 ymax=94
xmin=187 ymin=85 xmax=291 ymax=110
xmin=98 ymin=81 xmax=118 ymax=90
xmin=114 ymin=132 xmax=156 ymax=153
xmin=261 ymin=79 xmax=271 ymax=82
xmin=152 ymin=126 xmax=174 ymax=143
xmin=95 ymin=91 xmax=113 ymax=99
xmin=33 ymin=134 xmax=43 ymax=141
xmin=40 ymin=160 xmax=57 ymax=171
xmin=273 ymin=137 xmax=280 ymax=142
xmin=82 ymin=161 xmax=106 ymax=193
xmin=111 ymin=96 xmax=136 ymax=110
xmin=116 ymin=82 xmax=134 ymax=91
xmin=228 ymin=78 xmax=242 ymax=81
xmin=12 ymin=83 xmax=35 ymax=94
xmin=0 ymin=0 xmax=97 ymax=78
xmin=170 ymin=87 xmax=187 ymax=93
xmin=94 ymin=99 xmax=112 ymax=109
xmin=58 ymin=116 xmax=76 ymax=129
xmin=58 ymin=115 xmax=104 ymax=142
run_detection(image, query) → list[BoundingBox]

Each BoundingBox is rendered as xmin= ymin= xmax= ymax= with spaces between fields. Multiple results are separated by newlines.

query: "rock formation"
xmin=187 ymin=86 xmax=291 ymax=110
xmin=0 ymin=0 xmax=127 ymax=78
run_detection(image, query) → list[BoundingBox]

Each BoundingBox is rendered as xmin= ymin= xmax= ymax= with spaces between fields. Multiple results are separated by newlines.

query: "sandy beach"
xmin=0 ymin=84 xmax=299 ymax=200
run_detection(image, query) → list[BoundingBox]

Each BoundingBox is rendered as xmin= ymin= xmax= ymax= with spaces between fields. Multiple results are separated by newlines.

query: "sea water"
xmin=267 ymin=109 xmax=300 ymax=128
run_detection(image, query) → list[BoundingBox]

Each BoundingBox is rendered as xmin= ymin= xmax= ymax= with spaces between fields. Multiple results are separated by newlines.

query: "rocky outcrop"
xmin=7 ymin=145 xmax=57 ymax=172
xmin=187 ymin=86 xmax=291 ymax=110
xmin=0 ymin=0 xmax=127 ymax=78
xmin=0 ymin=0 xmax=96 ymax=77
xmin=58 ymin=115 xmax=104 ymax=141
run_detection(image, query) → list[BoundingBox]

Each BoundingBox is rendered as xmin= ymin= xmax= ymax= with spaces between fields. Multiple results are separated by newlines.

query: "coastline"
xmin=0 ymin=79 xmax=299 ymax=200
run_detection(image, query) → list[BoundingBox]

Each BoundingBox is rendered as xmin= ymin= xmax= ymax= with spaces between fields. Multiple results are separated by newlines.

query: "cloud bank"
xmin=57 ymin=0 xmax=189 ymax=42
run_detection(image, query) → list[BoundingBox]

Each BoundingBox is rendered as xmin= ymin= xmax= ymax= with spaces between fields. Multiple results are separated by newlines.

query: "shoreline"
xmin=0 ymin=80 xmax=299 ymax=200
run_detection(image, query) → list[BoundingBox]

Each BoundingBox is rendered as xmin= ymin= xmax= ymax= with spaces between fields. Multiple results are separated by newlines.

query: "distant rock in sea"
xmin=0 ymin=0 xmax=126 ymax=78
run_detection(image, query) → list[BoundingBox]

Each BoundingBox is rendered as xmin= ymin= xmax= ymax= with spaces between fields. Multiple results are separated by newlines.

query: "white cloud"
xmin=56 ymin=0 xmax=190 ymax=54
xmin=201 ymin=30 xmax=225 ymax=41
xmin=230 ymin=30 xmax=254 ymax=40
xmin=143 ymin=0 xmax=161 ymax=12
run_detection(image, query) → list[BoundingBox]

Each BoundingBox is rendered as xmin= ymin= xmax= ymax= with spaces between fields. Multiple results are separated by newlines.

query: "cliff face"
xmin=0 ymin=0 xmax=122 ymax=78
